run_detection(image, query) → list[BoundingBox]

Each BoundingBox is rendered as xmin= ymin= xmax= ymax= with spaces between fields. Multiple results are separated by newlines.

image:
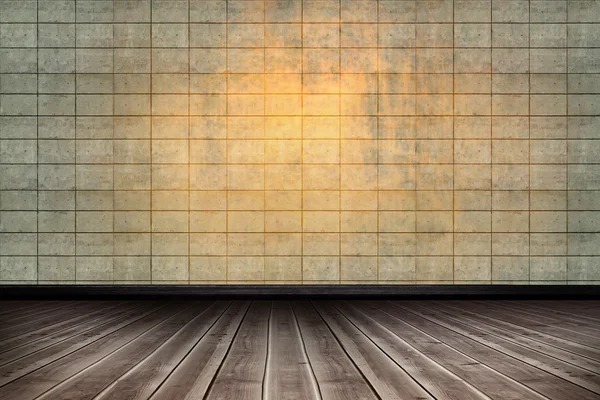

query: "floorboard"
xmin=0 ymin=302 xmax=125 ymax=353
xmin=264 ymin=301 xmax=320 ymax=400
xmin=94 ymin=301 xmax=230 ymax=400
xmin=506 ymin=301 xmax=600 ymax=323
xmin=351 ymin=301 xmax=547 ymax=400
xmin=334 ymin=301 xmax=488 ymax=400
xmin=313 ymin=300 xmax=435 ymax=399
xmin=463 ymin=301 xmax=600 ymax=349
xmin=0 ymin=303 xmax=176 ymax=399
xmin=407 ymin=302 xmax=600 ymax=394
xmin=429 ymin=301 xmax=600 ymax=373
xmin=0 ymin=302 xmax=142 ymax=366
xmin=0 ymin=301 xmax=76 ymax=320
xmin=0 ymin=300 xmax=598 ymax=400
xmin=292 ymin=301 xmax=377 ymax=400
xmin=149 ymin=301 xmax=250 ymax=400
xmin=479 ymin=301 xmax=600 ymax=337
xmin=36 ymin=303 xmax=212 ymax=400
xmin=387 ymin=301 xmax=599 ymax=400
xmin=0 ymin=301 xmax=80 ymax=331
xmin=205 ymin=301 xmax=270 ymax=400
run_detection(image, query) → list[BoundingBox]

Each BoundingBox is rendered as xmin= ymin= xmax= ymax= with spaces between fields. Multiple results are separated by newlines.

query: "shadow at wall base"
xmin=0 ymin=285 xmax=599 ymax=300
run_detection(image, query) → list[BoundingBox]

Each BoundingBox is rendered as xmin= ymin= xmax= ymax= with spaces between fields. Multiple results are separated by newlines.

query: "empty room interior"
xmin=1 ymin=0 xmax=600 ymax=399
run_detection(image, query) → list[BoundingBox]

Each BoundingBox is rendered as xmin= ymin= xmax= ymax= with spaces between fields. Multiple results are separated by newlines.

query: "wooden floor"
xmin=0 ymin=300 xmax=599 ymax=400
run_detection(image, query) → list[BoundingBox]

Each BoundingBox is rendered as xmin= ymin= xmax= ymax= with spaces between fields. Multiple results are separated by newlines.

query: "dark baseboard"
xmin=0 ymin=284 xmax=599 ymax=300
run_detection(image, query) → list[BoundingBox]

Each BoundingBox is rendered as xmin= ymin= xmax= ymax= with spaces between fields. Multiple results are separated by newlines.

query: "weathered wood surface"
xmin=0 ymin=300 xmax=598 ymax=400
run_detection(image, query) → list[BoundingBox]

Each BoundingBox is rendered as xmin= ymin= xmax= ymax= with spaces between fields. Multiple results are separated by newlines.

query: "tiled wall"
xmin=1 ymin=0 xmax=599 ymax=285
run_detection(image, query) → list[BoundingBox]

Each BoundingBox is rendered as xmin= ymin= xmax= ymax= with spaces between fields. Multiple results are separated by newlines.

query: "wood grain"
xmin=149 ymin=301 xmax=250 ymax=400
xmin=292 ymin=301 xmax=377 ymax=400
xmin=312 ymin=300 xmax=435 ymax=400
xmin=94 ymin=302 xmax=230 ymax=400
xmin=265 ymin=301 xmax=321 ymax=400
xmin=205 ymin=301 xmax=270 ymax=400
xmin=0 ymin=300 xmax=598 ymax=400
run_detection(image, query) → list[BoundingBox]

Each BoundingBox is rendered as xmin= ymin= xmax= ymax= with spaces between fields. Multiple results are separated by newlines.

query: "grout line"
xmin=452 ymin=0 xmax=455 ymax=283
xmin=338 ymin=1 xmax=342 ymax=284
xmin=263 ymin=0 xmax=266 ymax=284
xmin=7 ymin=45 xmax=599 ymax=49
xmin=3 ymin=21 xmax=597 ymax=25
xmin=4 ymin=91 xmax=589 ymax=96
xmin=301 ymin=0 xmax=304 ymax=284
xmin=225 ymin=0 xmax=229 ymax=283
xmin=528 ymin=0 xmax=531 ymax=283
xmin=3 ymin=20 xmax=599 ymax=24
xmin=188 ymin=0 xmax=191 ymax=284
xmin=112 ymin=0 xmax=116 ymax=284
xmin=376 ymin=0 xmax=380 ymax=283
xmin=490 ymin=0 xmax=493 ymax=283
xmin=149 ymin=0 xmax=153 ymax=283
xmin=413 ymin=0 xmax=418 ymax=283
xmin=74 ymin=0 xmax=77 ymax=282
xmin=36 ymin=0 xmax=39 ymax=284
xmin=13 ymin=113 xmax=599 ymax=117
xmin=566 ymin=2 xmax=569 ymax=285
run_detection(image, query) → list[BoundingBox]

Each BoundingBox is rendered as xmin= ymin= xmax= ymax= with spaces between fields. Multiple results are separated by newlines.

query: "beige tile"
xmin=303 ymin=233 xmax=340 ymax=256
xmin=190 ymin=257 xmax=226 ymax=281
xmin=303 ymin=256 xmax=339 ymax=281
xmin=341 ymin=257 xmax=377 ymax=281
xmin=378 ymin=256 xmax=416 ymax=281
xmin=341 ymin=233 xmax=378 ymax=256
xmin=416 ymin=257 xmax=453 ymax=281
xmin=455 ymin=257 xmax=492 ymax=281
xmin=152 ymin=256 xmax=188 ymax=281
xmin=228 ymin=256 xmax=264 ymax=281
xmin=265 ymin=256 xmax=301 ymax=281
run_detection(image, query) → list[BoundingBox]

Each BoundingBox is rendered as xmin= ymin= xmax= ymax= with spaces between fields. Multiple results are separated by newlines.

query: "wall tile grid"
xmin=0 ymin=0 xmax=599 ymax=285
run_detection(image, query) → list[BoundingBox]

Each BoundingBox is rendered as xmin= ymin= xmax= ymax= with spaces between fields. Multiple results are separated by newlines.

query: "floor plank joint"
xmin=0 ymin=300 xmax=598 ymax=400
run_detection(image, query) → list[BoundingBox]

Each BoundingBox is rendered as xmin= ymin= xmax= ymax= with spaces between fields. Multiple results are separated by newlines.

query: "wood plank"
xmin=487 ymin=301 xmax=600 ymax=335
xmin=0 ymin=301 xmax=71 ymax=319
xmin=511 ymin=301 xmax=600 ymax=322
xmin=407 ymin=301 xmax=600 ymax=393
xmin=0 ymin=302 xmax=58 ymax=322
xmin=149 ymin=301 xmax=250 ymax=400
xmin=292 ymin=301 xmax=377 ymax=400
xmin=0 ymin=303 xmax=177 ymax=399
xmin=0 ymin=302 xmax=131 ymax=352
xmin=312 ymin=300 xmax=434 ymax=400
xmin=0 ymin=300 xmax=77 ymax=318
xmin=334 ymin=301 xmax=490 ymax=400
xmin=381 ymin=301 xmax=577 ymax=399
xmin=0 ymin=302 xmax=143 ymax=366
xmin=205 ymin=301 xmax=270 ymax=400
xmin=0 ymin=302 xmax=100 ymax=339
xmin=0 ymin=301 xmax=34 ymax=313
xmin=35 ymin=302 xmax=213 ymax=400
xmin=387 ymin=301 xmax=600 ymax=400
xmin=0 ymin=299 xmax=598 ymax=400
xmin=432 ymin=301 xmax=600 ymax=368
xmin=350 ymin=301 xmax=546 ymax=400
xmin=428 ymin=302 xmax=600 ymax=374
xmin=93 ymin=301 xmax=231 ymax=400
xmin=502 ymin=301 xmax=600 ymax=326
xmin=0 ymin=301 xmax=79 ymax=326
xmin=540 ymin=301 xmax=600 ymax=320
xmin=464 ymin=301 xmax=600 ymax=349
xmin=564 ymin=300 xmax=600 ymax=309
xmin=264 ymin=301 xmax=321 ymax=400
